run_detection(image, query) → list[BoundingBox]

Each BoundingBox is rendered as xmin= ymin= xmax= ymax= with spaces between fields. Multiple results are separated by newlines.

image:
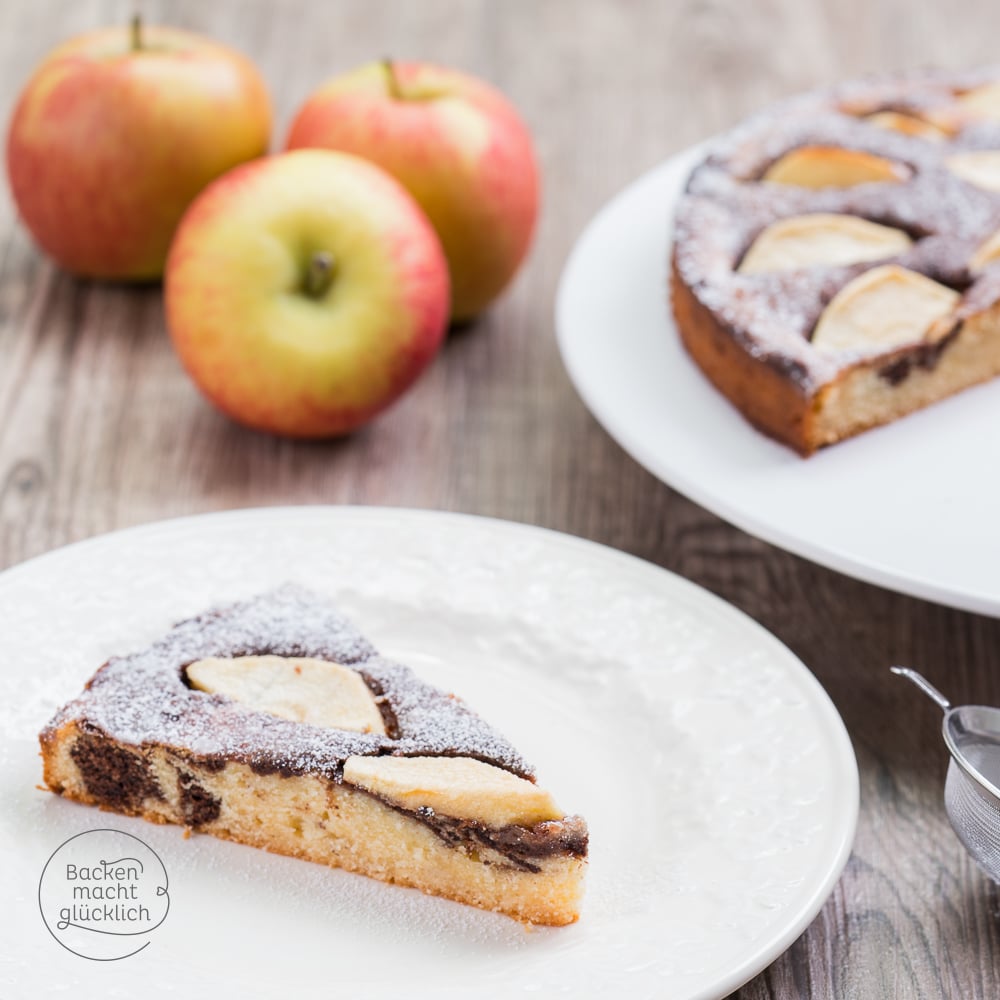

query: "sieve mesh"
xmin=944 ymin=759 xmax=1000 ymax=882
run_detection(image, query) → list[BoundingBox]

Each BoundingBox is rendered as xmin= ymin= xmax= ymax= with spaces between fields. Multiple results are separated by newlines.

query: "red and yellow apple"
xmin=6 ymin=19 xmax=271 ymax=280
xmin=165 ymin=149 xmax=450 ymax=437
xmin=286 ymin=60 xmax=539 ymax=321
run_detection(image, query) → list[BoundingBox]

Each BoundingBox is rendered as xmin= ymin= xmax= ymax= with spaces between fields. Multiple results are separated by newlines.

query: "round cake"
xmin=670 ymin=68 xmax=1000 ymax=455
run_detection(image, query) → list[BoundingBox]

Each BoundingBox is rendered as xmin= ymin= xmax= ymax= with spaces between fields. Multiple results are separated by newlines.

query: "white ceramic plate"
xmin=0 ymin=507 xmax=857 ymax=999
xmin=556 ymin=147 xmax=1000 ymax=617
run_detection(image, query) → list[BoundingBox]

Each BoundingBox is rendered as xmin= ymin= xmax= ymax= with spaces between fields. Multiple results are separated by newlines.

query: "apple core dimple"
xmin=303 ymin=250 xmax=336 ymax=298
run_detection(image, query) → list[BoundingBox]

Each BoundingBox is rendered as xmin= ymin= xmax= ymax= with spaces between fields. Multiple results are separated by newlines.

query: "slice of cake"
xmin=39 ymin=585 xmax=588 ymax=926
xmin=670 ymin=67 xmax=1000 ymax=455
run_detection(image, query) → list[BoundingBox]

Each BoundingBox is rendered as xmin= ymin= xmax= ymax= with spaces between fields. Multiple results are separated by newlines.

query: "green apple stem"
xmin=130 ymin=12 xmax=143 ymax=51
xmin=305 ymin=251 xmax=335 ymax=298
xmin=382 ymin=58 xmax=403 ymax=100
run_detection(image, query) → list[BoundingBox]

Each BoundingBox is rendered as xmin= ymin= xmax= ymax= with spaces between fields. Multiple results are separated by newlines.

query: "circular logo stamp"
xmin=38 ymin=828 xmax=170 ymax=961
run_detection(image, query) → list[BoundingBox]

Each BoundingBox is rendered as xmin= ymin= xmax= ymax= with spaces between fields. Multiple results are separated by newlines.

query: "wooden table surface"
xmin=4 ymin=1 xmax=1000 ymax=996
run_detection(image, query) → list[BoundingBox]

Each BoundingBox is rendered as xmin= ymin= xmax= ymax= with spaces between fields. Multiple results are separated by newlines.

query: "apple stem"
xmin=130 ymin=12 xmax=143 ymax=51
xmin=382 ymin=58 xmax=403 ymax=100
xmin=305 ymin=251 xmax=335 ymax=298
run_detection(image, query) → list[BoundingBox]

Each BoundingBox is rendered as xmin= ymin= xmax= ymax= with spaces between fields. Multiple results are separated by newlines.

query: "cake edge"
xmin=39 ymin=717 xmax=587 ymax=927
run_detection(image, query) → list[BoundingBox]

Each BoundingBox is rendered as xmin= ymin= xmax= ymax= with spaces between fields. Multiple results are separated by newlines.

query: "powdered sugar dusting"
xmin=43 ymin=584 xmax=533 ymax=779
xmin=673 ymin=66 xmax=1000 ymax=391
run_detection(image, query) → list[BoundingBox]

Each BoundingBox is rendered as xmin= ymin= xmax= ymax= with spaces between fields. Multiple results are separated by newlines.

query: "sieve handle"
xmin=891 ymin=666 xmax=951 ymax=712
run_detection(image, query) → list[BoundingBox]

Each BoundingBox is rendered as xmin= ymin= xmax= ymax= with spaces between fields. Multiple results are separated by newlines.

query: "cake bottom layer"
xmin=671 ymin=260 xmax=1000 ymax=455
xmin=810 ymin=305 xmax=1000 ymax=450
xmin=41 ymin=721 xmax=586 ymax=926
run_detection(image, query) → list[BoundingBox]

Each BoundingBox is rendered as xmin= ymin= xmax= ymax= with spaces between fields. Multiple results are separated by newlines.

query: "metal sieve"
xmin=893 ymin=666 xmax=1000 ymax=881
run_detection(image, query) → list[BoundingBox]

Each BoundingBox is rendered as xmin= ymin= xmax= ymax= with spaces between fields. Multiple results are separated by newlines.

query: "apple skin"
xmin=285 ymin=60 xmax=539 ymax=321
xmin=6 ymin=24 xmax=271 ymax=280
xmin=165 ymin=149 xmax=450 ymax=438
